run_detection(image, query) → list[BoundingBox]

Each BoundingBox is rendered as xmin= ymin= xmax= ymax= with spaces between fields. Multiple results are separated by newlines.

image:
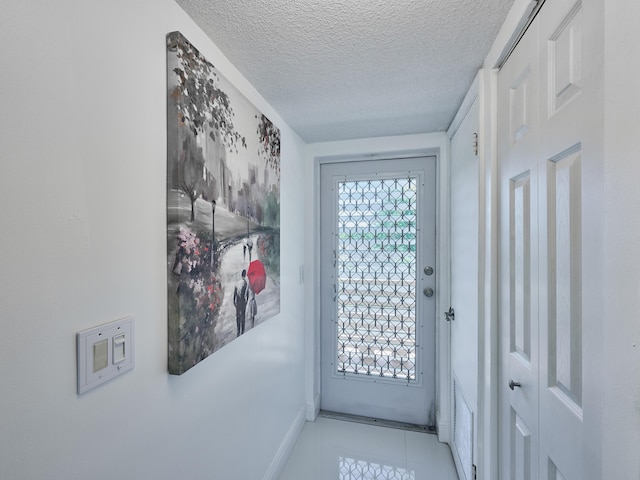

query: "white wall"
xmin=0 ymin=2 xmax=306 ymax=479
xmin=603 ymin=1 xmax=640 ymax=477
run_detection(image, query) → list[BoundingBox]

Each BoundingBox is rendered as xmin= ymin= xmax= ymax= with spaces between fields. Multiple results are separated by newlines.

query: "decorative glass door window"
xmin=336 ymin=177 xmax=418 ymax=381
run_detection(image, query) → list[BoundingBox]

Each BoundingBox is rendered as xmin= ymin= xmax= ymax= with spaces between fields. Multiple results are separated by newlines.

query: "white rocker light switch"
xmin=113 ymin=334 xmax=126 ymax=364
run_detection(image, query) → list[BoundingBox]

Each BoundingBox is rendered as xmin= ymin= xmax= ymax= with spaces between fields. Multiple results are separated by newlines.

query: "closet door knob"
xmin=508 ymin=380 xmax=522 ymax=390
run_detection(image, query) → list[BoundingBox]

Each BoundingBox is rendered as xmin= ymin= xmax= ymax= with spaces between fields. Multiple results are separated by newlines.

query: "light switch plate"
xmin=77 ymin=316 xmax=134 ymax=394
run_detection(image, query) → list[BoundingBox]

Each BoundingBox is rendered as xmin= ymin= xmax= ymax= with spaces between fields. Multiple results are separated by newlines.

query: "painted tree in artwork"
xmin=256 ymin=113 xmax=281 ymax=180
xmin=168 ymin=31 xmax=246 ymax=220
xmin=179 ymin=134 xmax=204 ymax=222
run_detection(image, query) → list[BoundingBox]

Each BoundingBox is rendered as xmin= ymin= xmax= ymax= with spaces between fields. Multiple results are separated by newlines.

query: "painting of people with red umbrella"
xmin=166 ymin=31 xmax=280 ymax=375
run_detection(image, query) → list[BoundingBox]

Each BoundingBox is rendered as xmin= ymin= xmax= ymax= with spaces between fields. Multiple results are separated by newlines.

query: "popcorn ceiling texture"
xmin=174 ymin=0 xmax=514 ymax=142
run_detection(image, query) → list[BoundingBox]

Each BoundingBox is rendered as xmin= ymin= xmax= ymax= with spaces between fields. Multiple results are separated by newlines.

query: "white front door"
xmin=319 ymin=157 xmax=437 ymax=426
xmin=498 ymin=0 xmax=590 ymax=477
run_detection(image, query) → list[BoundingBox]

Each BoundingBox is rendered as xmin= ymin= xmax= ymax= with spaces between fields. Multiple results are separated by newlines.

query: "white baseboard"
xmin=306 ymin=394 xmax=320 ymax=420
xmin=437 ymin=419 xmax=451 ymax=444
xmin=262 ymin=405 xmax=307 ymax=480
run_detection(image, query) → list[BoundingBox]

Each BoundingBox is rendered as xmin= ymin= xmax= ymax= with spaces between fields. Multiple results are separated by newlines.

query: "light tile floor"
xmin=279 ymin=416 xmax=459 ymax=480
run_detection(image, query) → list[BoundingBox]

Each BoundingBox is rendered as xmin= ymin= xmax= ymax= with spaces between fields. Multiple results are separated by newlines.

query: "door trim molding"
xmin=319 ymin=157 xmax=435 ymax=424
xmin=305 ymin=132 xmax=451 ymax=441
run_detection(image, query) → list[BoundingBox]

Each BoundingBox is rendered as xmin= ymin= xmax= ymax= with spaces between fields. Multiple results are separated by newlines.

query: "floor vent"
xmin=453 ymin=379 xmax=473 ymax=480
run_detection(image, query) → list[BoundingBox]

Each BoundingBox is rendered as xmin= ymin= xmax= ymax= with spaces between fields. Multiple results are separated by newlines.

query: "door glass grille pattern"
xmin=339 ymin=457 xmax=415 ymax=480
xmin=336 ymin=177 xmax=417 ymax=380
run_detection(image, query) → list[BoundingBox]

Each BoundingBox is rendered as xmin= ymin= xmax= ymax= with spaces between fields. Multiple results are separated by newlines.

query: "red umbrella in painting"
xmin=247 ymin=260 xmax=267 ymax=294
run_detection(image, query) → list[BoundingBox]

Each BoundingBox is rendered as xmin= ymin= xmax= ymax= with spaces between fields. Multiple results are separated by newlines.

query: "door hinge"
xmin=473 ymin=132 xmax=479 ymax=156
xmin=472 ymin=464 xmax=477 ymax=479
xmin=445 ymin=307 xmax=455 ymax=322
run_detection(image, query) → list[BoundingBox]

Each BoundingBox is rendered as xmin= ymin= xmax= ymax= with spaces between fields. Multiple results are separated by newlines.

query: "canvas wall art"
xmin=166 ymin=31 xmax=281 ymax=375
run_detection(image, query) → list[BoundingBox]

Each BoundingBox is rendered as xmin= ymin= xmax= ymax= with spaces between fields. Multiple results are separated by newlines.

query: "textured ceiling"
xmin=174 ymin=0 xmax=515 ymax=143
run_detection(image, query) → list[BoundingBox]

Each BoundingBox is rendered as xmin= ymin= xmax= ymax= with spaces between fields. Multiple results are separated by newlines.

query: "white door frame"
xmin=448 ymin=79 xmax=481 ymax=480
xmin=304 ymin=133 xmax=452 ymax=441
xmin=319 ymin=157 xmax=437 ymax=425
xmin=447 ymin=68 xmax=501 ymax=480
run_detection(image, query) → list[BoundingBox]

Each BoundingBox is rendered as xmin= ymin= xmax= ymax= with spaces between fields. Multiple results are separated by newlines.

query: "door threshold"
xmin=318 ymin=410 xmax=436 ymax=434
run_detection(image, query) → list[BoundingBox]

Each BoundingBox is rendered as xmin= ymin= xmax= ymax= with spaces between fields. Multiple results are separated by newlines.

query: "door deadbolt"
xmin=423 ymin=288 xmax=434 ymax=297
xmin=424 ymin=266 xmax=434 ymax=276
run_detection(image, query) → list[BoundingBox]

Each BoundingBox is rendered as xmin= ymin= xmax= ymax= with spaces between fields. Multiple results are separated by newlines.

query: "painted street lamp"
xmin=211 ymin=199 xmax=216 ymax=271
xmin=247 ymin=205 xmax=253 ymax=263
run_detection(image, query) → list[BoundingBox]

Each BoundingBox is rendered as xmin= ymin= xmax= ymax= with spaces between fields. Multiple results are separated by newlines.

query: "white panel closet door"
xmin=537 ymin=1 xmax=586 ymax=478
xmin=499 ymin=0 xmax=590 ymax=478
xmin=498 ymin=17 xmax=540 ymax=480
